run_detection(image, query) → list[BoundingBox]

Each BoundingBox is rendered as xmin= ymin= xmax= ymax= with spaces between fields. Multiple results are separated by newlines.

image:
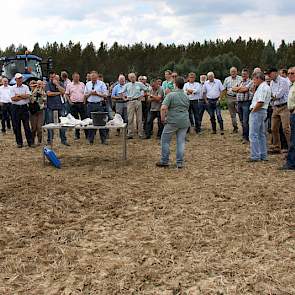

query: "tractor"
xmin=0 ymin=51 xmax=53 ymax=85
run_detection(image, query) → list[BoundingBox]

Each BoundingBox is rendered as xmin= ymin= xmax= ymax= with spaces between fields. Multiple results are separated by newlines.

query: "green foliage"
xmin=1 ymin=38 xmax=294 ymax=82
xmin=197 ymin=52 xmax=242 ymax=80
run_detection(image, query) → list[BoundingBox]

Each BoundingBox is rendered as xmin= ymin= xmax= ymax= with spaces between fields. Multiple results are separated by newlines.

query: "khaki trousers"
xmin=227 ymin=96 xmax=238 ymax=129
xmin=127 ymin=100 xmax=144 ymax=137
xmin=271 ymin=105 xmax=290 ymax=150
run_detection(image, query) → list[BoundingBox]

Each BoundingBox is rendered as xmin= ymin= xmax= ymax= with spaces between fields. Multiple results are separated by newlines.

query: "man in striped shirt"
xmin=233 ymin=69 xmax=253 ymax=143
xmin=223 ymin=67 xmax=242 ymax=133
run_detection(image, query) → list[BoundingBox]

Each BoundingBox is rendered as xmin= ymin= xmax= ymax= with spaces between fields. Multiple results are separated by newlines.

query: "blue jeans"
xmin=87 ymin=102 xmax=108 ymax=143
xmin=46 ymin=108 xmax=67 ymax=144
xmin=160 ymin=124 xmax=188 ymax=165
xmin=249 ymin=109 xmax=268 ymax=160
xmin=207 ymin=100 xmax=224 ymax=131
xmin=286 ymin=113 xmax=295 ymax=169
xmin=237 ymin=101 xmax=251 ymax=140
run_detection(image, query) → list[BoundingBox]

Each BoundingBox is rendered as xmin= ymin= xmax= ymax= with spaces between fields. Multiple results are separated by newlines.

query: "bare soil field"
xmin=0 ymin=112 xmax=294 ymax=295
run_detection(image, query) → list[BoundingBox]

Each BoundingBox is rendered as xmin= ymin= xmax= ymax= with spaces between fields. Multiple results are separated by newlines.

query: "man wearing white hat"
xmin=10 ymin=73 xmax=33 ymax=148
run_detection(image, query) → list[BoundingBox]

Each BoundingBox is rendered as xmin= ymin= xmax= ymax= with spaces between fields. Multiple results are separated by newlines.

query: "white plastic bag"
xmin=106 ymin=114 xmax=124 ymax=127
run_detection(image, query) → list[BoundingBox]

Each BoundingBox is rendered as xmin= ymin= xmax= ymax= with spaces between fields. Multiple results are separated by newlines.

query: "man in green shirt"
xmin=162 ymin=70 xmax=175 ymax=97
xmin=156 ymin=76 xmax=190 ymax=169
xmin=120 ymin=73 xmax=149 ymax=139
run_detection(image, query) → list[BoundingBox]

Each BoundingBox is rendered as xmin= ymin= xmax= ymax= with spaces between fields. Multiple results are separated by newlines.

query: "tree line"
xmin=1 ymin=37 xmax=295 ymax=82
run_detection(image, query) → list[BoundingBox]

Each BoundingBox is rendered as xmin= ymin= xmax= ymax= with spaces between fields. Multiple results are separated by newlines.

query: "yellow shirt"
xmin=288 ymin=82 xmax=295 ymax=110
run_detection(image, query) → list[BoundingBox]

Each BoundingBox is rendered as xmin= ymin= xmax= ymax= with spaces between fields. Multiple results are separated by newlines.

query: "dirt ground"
xmin=0 ymin=112 xmax=294 ymax=295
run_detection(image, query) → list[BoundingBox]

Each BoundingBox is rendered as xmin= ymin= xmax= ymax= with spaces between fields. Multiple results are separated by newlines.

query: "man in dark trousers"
xmin=46 ymin=71 xmax=69 ymax=146
xmin=10 ymin=73 xmax=33 ymax=148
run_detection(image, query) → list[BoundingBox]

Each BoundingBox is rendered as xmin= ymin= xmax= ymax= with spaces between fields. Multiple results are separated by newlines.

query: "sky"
xmin=2 ymin=0 xmax=294 ymax=49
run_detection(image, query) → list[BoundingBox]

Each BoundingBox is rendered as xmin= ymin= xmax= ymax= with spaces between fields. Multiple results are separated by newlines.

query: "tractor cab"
xmin=0 ymin=53 xmax=53 ymax=85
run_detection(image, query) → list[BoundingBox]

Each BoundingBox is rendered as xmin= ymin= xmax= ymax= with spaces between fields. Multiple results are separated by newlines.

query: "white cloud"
xmin=1 ymin=0 xmax=294 ymax=49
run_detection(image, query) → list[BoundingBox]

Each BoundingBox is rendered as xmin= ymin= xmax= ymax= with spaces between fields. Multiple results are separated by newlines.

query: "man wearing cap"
xmin=10 ymin=73 xmax=33 ymax=148
xmin=223 ymin=67 xmax=242 ymax=133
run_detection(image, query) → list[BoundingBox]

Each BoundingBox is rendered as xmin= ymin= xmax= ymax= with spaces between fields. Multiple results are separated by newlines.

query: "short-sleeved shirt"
xmin=236 ymin=79 xmax=253 ymax=102
xmin=288 ymin=82 xmax=295 ymax=111
xmin=203 ymin=79 xmax=225 ymax=99
xmin=11 ymin=84 xmax=31 ymax=105
xmin=223 ymin=75 xmax=242 ymax=96
xmin=162 ymin=89 xmax=190 ymax=128
xmin=183 ymin=82 xmax=202 ymax=100
xmin=46 ymin=81 xmax=64 ymax=110
xmin=162 ymin=80 xmax=175 ymax=96
xmin=120 ymin=82 xmax=148 ymax=100
xmin=65 ymin=81 xmax=85 ymax=103
xmin=250 ymin=82 xmax=271 ymax=110
xmin=270 ymin=75 xmax=290 ymax=106
xmin=150 ymin=86 xmax=164 ymax=111
xmin=112 ymin=83 xmax=127 ymax=103
xmin=84 ymin=80 xmax=108 ymax=103
xmin=0 ymin=85 xmax=12 ymax=103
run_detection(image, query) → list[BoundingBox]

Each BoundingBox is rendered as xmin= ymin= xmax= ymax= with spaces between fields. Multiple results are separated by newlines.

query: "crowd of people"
xmin=0 ymin=66 xmax=295 ymax=170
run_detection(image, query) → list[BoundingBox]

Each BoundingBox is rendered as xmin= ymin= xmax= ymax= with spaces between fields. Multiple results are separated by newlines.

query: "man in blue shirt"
xmin=84 ymin=71 xmax=109 ymax=144
xmin=112 ymin=75 xmax=127 ymax=123
xmin=45 ymin=71 xmax=69 ymax=146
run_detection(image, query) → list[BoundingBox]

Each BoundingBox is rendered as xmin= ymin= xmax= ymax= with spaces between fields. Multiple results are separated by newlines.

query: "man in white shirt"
xmin=203 ymin=72 xmax=225 ymax=135
xmin=198 ymin=75 xmax=210 ymax=131
xmin=184 ymin=72 xmax=202 ymax=133
xmin=0 ymin=77 xmax=12 ymax=134
xmin=248 ymin=72 xmax=272 ymax=162
xmin=223 ymin=67 xmax=242 ymax=133
xmin=10 ymin=73 xmax=33 ymax=148
xmin=84 ymin=71 xmax=109 ymax=145
xmin=269 ymin=68 xmax=291 ymax=154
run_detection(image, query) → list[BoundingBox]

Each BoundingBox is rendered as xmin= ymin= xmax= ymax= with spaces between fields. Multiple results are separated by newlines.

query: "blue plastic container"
xmin=43 ymin=147 xmax=61 ymax=168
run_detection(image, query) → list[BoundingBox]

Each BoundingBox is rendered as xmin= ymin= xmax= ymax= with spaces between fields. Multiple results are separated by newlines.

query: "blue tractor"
xmin=0 ymin=52 xmax=53 ymax=85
